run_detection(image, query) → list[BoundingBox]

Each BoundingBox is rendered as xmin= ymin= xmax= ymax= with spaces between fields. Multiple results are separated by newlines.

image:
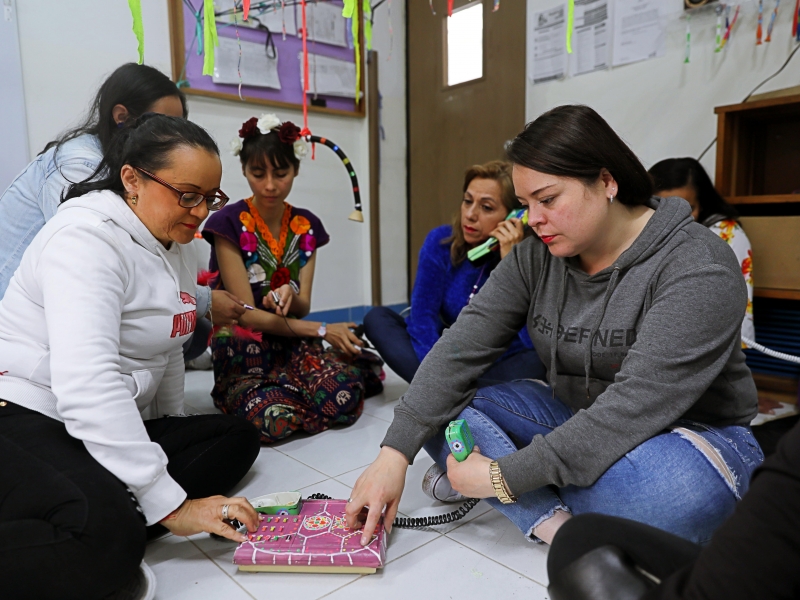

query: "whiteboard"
xmin=0 ymin=0 xmax=29 ymax=192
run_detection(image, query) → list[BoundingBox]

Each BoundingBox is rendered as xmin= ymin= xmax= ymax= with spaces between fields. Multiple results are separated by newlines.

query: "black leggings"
xmin=0 ymin=401 xmax=259 ymax=600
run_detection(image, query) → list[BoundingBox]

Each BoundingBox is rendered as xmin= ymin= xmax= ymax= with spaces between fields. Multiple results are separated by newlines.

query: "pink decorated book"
xmin=233 ymin=499 xmax=387 ymax=574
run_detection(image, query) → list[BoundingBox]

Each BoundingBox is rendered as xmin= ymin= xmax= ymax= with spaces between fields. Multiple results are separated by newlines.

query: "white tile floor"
xmin=148 ymin=367 xmax=550 ymax=599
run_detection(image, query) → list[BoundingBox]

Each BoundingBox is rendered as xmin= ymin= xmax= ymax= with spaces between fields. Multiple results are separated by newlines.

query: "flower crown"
xmin=230 ymin=113 xmax=309 ymax=161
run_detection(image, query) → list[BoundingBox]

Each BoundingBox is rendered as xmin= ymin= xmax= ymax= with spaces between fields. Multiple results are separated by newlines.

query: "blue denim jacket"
xmin=0 ymin=135 xmax=102 ymax=299
xmin=0 ymin=134 xmax=210 ymax=315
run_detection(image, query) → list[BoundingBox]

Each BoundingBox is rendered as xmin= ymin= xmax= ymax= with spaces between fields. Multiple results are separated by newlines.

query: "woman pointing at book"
xmin=347 ymin=106 xmax=761 ymax=550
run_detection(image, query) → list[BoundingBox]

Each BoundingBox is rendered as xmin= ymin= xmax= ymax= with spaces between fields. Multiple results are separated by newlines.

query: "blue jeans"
xmin=423 ymin=380 xmax=764 ymax=545
xmin=363 ymin=306 xmax=546 ymax=385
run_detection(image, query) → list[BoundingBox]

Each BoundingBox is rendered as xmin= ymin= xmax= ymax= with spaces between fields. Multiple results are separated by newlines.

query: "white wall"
xmin=15 ymin=0 xmax=407 ymax=311
xmin=0 ymin=0 xmax=30 ymax=192
xmin=526 ymin=0 xmax=800 ymax=176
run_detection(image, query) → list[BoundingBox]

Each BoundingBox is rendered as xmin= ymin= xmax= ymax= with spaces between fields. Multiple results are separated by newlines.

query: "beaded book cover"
xmin=233 ymin=499 xmax=387 ymax=574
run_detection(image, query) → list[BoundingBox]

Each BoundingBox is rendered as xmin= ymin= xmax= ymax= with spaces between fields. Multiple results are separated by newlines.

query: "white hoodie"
xmin=0 ymin=189 xmax=198 ymax=524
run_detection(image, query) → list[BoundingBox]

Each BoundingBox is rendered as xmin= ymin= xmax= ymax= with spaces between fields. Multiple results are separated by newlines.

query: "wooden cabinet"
xmin=715 ymin=93 xmax=800 ymax=301
xmin=715 ymin=93 xmax=800 ymax=402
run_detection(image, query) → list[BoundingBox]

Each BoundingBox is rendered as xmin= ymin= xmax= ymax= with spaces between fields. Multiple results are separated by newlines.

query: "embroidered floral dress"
xmin=709 ymin=219 xmax=755 ymax=342
xmin=202 ymin=198 xmax=383 ymax=443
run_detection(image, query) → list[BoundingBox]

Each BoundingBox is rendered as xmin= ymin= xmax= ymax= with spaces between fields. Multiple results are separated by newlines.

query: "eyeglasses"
xmin=134 ymin=167 xmax=230 ymax=211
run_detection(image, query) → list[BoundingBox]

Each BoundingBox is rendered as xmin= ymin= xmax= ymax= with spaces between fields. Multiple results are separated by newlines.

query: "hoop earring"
xmin=130 ymin=195 xmax=138 ymax=205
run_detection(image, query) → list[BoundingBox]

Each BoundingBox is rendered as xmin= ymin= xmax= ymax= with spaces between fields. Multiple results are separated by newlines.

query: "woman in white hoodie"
xmin=0 ymin=114 xmax=261 ymax=599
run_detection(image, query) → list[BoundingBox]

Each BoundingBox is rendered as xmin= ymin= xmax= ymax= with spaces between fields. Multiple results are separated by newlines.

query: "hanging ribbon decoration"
xmin=566 ymin=0 xmax=575 ymax=54
xmin=364 ymin=0 xmax=373 ymax=51
xmin=128 ymin=0 xmax=145 ymax=64
xmin=493 ymin=0 xmax=500 ymax=11
xmin=766 ymin=0 xmax=780 ymax=43
xmin=301 ymin=0 xmax=311 ymax=138
xmin=448 ymin=0 xmax=454 ymax=17
xmin=202 ymin=0 xmax=220 ymax=76
xmin=793 ymin=0 xmax=800 ymax=40
xmin=342 ymin=0 xmax=362 ymax=101
xmin=243 ymin=0 xmax=251 ymax=20
xmin=757 ymin=0 xmax=764 ymax=45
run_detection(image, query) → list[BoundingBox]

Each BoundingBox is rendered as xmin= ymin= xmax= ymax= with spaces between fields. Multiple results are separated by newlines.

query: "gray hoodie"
xmin=382 ymin=196 xmax=758 ymax=496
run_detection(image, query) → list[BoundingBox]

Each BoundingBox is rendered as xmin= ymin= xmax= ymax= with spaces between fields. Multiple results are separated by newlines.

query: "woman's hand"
xmin=160 ymin=495 xmax=260 ymax=543
xmin=445 ymin=446 xmax=495 ymax=499
xmin=262 ymin=284 xmax=294 ymax=316
xmin=345 ymin=446 xmax=409 ymax=544
xmin=324 ymin=322 xmax=363 ymax=356
xmin=491 ymin=218 xmax=525 ymax=259
xmin=210 ymin=290 xmax=247 ymax=326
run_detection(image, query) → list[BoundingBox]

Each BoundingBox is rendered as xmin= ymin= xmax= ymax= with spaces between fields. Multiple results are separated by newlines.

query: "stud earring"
xmin=130 ymin=195 xmax=138 ymax=205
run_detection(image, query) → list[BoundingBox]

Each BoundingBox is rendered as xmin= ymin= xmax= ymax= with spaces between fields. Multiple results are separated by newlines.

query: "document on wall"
xmin=570 ymin=0 xmax=611 ymax=77
xmin=213 ymin=36 xmax=282 ymax=90
xmin=306 ymin=1 xmax=347 ymax=47
xmin=527 ymin=2 xmax=567 ymax=84
xmin=298 ymin=52 xmax=356 ymax=98
xmin=612 ymin=0 xmax=666 ymax=67
xmin=216 ymin=0 xmax=298 ymax=37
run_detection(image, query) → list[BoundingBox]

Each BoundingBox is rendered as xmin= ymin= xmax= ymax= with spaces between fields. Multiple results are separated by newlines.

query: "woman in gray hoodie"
xmin=345 ymin=105 xmax=762 ymax=548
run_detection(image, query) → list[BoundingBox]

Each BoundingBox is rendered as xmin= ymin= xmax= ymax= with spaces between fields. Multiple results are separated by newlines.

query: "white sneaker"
xmin=421 ymin=463 xmax=467 ymax=503
xmin=185 ymin=347 xmax=213 ymax=370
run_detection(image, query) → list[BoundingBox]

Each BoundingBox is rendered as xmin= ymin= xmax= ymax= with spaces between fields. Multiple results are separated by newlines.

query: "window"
xmin=446 ymin=2 xmax=483 ymax=87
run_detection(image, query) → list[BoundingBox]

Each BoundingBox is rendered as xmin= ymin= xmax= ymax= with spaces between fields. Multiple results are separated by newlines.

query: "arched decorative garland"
xmin=307 ymin=135 xmax=364 ymax=222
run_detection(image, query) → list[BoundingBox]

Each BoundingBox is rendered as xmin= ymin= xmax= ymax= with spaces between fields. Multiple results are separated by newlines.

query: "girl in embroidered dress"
xmin=202 ymin=114 xmax=383 ymax=443
xmin=649 ymin=157 xmax=754 ymax=343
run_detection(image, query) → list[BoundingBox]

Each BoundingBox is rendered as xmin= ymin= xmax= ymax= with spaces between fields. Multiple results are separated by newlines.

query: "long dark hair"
xmin=446 ymin=160 xmax=520 ymax=266
xmin=648 ymin=157 xmax=738 ymax=224
xmin=506 ymin=105 xmax=653 ymax=206
xmin=41 ymin=63 xmax=187 ymax=157
xmin=63 ymin=113 xmax=219 ymax=203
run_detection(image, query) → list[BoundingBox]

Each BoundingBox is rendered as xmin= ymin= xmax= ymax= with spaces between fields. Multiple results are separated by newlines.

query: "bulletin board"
xmin=167 ymin=0 xmax=365 ymax=117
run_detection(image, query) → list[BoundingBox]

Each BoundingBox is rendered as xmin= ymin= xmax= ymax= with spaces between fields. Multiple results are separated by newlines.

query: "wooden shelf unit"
xmin=715 ymin=93 xmax=800 ymax=401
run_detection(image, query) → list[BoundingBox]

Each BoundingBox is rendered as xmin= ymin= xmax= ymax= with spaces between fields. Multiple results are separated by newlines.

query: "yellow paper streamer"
xmin=202 ymin=0 xmax=219 ymax=76
xmin=363 ymin=0 xmax=373 ymax=51
xmin=128 ymin=0 xmax=144 ymax=64
xmin=566 ymin=0 xmax=575 ymax=54
xmin=342 ymin=0 xmax=360 ymax=100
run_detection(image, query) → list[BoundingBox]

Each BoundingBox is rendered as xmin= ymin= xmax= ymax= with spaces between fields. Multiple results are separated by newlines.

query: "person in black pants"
xmin=0 ymin=403 xmax=259 ymax=599
xmin=0 ymin=115 xmax=262 ymax=600
xmin=547 ymin=418 xmax=800 ymax=600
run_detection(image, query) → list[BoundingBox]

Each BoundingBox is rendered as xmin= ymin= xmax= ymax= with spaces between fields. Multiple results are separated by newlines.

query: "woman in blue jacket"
xmin=364 ymin=160 xmax=546 ymax=385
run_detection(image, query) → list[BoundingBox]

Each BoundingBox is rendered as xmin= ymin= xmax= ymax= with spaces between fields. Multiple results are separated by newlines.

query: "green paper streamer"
xmin=128 ymin=0 xmax=144 ymax=64
xmin=363 ymin=0 xmax=373 ymax=50
xmin=202 ymin=0 xmax=219 ymax=76
xmin=566 ymin=0 xmax=575 ymax=54
xmin=352 ymin=11 xmax=361 ymax=99
xmin=342 ymin=0 xmax=360 ymax=100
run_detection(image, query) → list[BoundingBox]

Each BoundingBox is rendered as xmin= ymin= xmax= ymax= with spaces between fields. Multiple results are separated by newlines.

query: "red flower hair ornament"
xmin=231 ymin=113 xmax=308 ymax=160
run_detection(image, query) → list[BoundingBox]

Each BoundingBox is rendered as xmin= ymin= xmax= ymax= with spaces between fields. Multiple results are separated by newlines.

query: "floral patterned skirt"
xmin=210 ymin=333 xmax=383 ymax=444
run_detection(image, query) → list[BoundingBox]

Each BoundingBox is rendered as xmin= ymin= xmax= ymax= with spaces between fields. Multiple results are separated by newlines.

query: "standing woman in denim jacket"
xmin=0 ymin=63 xmax=245 ymax=341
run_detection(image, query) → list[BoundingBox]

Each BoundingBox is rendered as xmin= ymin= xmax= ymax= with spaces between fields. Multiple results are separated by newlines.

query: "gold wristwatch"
xmin=489 ymin=460 xmax=517 ymax=504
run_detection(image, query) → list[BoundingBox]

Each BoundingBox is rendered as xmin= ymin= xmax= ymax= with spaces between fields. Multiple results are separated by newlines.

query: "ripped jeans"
xmin=423 ymin=380 xmax=764 ymax=545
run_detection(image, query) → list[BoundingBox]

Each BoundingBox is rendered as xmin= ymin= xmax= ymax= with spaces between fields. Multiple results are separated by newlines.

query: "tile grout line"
xmin=312 ymin=535 xmax=446 ymax=600
xmin=444 ymin=536 xmax=547 ymax=587
xmin=187 ymin=537 xmax=259 ymax=600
